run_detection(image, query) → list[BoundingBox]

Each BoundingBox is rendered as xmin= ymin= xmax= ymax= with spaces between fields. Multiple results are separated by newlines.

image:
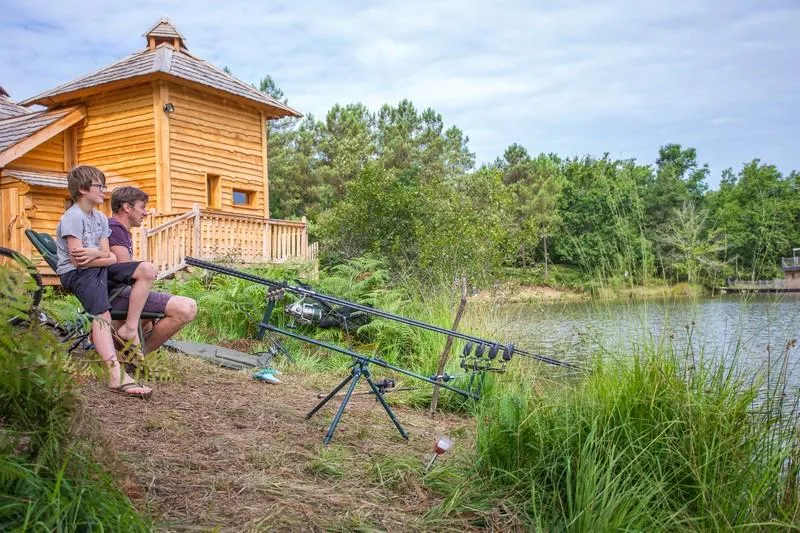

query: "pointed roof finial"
xmin=144 ymin=17 xmax=187 ymax=51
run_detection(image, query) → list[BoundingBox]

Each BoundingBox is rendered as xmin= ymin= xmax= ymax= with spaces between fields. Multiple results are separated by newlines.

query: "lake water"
xmin=478 ymin=294 xmax=800 ymax=386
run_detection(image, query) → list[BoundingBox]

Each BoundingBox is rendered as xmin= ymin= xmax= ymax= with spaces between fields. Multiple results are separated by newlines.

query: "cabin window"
xmin=232 ymin=189 xmax=256 ymax=207
xmin=206 ymin=173 xmax=221 ymax=209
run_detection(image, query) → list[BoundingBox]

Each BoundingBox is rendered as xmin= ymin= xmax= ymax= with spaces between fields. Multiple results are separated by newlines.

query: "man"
xmin=108 ymin=186 xmax=197 ymax=353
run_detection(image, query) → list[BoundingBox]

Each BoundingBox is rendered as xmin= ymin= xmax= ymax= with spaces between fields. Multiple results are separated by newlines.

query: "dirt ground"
xmin=75 ymin=354 xmax=477 ymax=532
xmin=469 ymin=283 xmax=583 ymax=303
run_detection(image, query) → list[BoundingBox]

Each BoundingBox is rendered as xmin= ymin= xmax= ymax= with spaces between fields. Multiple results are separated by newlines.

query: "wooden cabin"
xmin=783 ymin=249 xmax=800 ymax=291
xmin=0 ymin=19 xmax=315 ymax=281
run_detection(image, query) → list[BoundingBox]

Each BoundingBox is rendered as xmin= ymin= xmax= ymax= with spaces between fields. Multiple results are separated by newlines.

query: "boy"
xmin=56 ymin=166 xmax=154 ymax=398
xmin=108 ymin=186 xmax=197 ymax=353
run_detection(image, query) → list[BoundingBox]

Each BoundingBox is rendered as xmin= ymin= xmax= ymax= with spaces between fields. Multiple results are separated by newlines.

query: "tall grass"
xmin=0 ymin=268 xmax=151 ymax=531
xmin=430 ymin=341 xmax=800 ymax=530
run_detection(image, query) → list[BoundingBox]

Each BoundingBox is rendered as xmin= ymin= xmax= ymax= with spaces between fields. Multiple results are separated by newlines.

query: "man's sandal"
xmin=107 ymin=382 xmax=152 ymax=399
xmin=112 ymin=329 xmax=145 ymax=367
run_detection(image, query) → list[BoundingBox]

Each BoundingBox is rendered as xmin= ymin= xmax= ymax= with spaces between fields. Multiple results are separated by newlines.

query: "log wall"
xmin=6 ymin=133 xmax=65 ymax=172
xmin=76 ymin=85 xmax=156 ymax=200
xmin=166 ymin=83 xmax=266 ymax=215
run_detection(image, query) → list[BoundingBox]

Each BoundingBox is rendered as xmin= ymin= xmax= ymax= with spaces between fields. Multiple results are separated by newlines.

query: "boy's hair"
xmin=67 ymin=166 xmax=106 ymax=201
xmin=111 ymin=186 xmax=149 ymax=213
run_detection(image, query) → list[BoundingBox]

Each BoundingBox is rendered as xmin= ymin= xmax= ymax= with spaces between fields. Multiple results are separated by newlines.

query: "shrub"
xmin=0 ymin=267 xmax=150 ymax=531
xmin=434 ymin=345 xmax=800 ymax=530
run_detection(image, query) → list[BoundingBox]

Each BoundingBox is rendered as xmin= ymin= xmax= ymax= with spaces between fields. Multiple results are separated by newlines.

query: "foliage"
xmin=656 ymin=202 xmax=728 ymax=284
xmin=707 ymin=161 xmax=800 ymax=280
xmin=0 ymin=268 xmax=150 ymax=531
xmin=430 ymin=344 xmax=800 ymax=530
xmin=259 ymin=77 xmax=799 ymax=289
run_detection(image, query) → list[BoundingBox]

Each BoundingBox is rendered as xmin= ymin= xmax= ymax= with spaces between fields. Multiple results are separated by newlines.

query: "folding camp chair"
xmin=24 ymin=229 xmax=165 ymax=354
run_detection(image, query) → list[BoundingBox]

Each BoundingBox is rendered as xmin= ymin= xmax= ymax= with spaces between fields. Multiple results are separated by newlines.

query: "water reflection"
xmin=474 ymin=294 xmax=800 ymax=386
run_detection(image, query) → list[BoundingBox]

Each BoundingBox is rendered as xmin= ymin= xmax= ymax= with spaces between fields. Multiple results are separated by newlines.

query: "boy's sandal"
xmin=107 ymin=382 xmax=152 ymax=399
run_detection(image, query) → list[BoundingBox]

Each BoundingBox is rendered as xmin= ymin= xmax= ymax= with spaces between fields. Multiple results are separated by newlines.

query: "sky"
xmin=1 ymin=0 xmax=798 ymax=188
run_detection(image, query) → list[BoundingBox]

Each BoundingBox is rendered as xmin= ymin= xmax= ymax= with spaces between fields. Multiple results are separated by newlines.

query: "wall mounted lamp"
xmin=163 ymin=102 xmax=175 ymax=113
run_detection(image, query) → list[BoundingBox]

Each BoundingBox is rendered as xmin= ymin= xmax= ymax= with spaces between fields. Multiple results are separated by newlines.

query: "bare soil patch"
xmin=470 ymin=283 xmax=584 ymax=303
xmin=75 ymin=354 xmax=475 ymax=532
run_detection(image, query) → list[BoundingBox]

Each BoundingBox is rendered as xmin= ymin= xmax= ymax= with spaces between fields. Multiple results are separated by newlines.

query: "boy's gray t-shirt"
xmin=55 ymin=204 xmax=111 ymax=275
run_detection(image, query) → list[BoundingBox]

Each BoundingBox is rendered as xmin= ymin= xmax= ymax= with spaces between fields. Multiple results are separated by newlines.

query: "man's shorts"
xmin=110 ymin=287 xmax=171 ymax=315
xmin=107 ymin=261 xmax=172 ymax=315
xmin=60 ymin=267 xmax=110 ymax=316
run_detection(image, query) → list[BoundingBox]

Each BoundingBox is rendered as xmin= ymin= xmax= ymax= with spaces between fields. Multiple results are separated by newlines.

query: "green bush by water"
xmin=431 ymin=345 xmax=800 ymax=530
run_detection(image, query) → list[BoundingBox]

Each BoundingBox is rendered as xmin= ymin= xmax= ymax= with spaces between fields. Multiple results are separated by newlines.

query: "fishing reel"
xmin=285 ymin=297 xmax=325 ymax=325
xmin=284 ymin=293 xmax=371 ymax=331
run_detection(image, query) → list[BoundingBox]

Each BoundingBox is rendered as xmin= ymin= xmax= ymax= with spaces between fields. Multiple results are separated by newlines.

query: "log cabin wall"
xmin=166 ymin=83 xmax=266 ymax=216
xmin=0 ymin=182 xmax=22 ymax=250
xmin=6 ymin=133 xmax=65 ymax=172
xmin=27 ymin=187 xmax=73 ymax=241
xmin=76 ymin=85 xmax=156 ymax=204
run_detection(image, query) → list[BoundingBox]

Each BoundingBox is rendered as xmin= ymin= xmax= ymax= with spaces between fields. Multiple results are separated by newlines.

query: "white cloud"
xmin=1 ymin=0 xmax=798 ymax=184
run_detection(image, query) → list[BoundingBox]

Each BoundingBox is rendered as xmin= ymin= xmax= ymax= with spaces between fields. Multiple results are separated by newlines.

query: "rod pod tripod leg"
xmin=306 ymin=360 xmax=409 ymax=445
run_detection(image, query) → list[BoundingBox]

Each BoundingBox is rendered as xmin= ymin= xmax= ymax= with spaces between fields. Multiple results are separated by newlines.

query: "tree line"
xmin=259 ymin=77 xmax=800 ymax=287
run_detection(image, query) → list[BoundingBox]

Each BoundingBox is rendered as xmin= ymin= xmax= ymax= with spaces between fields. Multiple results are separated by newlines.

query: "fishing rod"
xmin=185 ymin=256 xmax=580 ymax=369
xmin=263 ymin=323 xmax=477 ymax=400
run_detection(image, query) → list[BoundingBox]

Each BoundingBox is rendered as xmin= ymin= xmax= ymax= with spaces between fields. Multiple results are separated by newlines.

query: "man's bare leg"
xmin=144 ymin=296 xmax=197 ymax=354
xmin=115 ymin=262 xmax=157 ymax=345
xmin=92 ymin=312 xmax=151 ymax=395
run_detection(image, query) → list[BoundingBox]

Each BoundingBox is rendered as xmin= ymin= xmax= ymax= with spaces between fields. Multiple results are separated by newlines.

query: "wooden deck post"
xmin=140 ymin=227 xmax=149 ymax=262
xmin=192 ymin=203 xmax=201 ymax=258
xmin=301 ymin=216 xmax=308 ymax=260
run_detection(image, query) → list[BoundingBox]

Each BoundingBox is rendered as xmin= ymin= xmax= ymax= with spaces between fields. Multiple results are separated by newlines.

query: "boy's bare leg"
xmin=93 ymin=312 xmax=151 ymax=395
xmin=144 ymin=296 xmax=197 ymax=354
xmin=115 ymin=262 xmax=157 ymax=345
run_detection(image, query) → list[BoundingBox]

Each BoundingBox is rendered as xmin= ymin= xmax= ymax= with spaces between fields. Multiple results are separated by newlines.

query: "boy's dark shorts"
xmin=60 ymin=267 xmax=110 ymax=316
xmin=107 ymin=261 xmax=171 ymax=315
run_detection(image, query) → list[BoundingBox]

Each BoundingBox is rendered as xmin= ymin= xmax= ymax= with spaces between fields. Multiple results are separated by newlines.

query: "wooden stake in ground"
xmin=429 ymin=277 xmax=468 ymax=416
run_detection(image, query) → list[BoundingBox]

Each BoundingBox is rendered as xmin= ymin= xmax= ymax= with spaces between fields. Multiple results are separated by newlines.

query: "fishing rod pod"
xmin=184 ymin=257 xmax=578 ymax=369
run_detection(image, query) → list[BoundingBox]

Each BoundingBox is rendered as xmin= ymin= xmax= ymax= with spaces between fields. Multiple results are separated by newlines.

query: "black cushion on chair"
xmin=24 ymin=229 xmax=58 ymax=272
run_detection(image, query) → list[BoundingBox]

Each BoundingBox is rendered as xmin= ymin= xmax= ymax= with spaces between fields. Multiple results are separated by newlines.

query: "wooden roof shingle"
xmin=1 ymin=168 xmax=67 ymax=189
xmin=0 ymin=106 xmax=85 ymax=167
xmin=0 ymin=86 xmax=32 ymax=119
xmin=0 ymin=108 xmax=73 ymax=153
xmin=144 ymin=18 xmax=186 ymax=44
xmin=20 ymin=21 xmax=301 ymax=118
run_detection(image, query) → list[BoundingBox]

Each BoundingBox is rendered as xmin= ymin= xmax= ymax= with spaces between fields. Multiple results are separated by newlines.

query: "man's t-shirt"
xmin=108 ymin=218 xmax=133 ymax=259
xmin=55 ymin=204 xmax=110 ymax=275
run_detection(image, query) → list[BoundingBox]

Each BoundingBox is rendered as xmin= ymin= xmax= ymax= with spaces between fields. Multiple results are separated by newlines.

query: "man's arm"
xmin=108 ymin=219 xmax=133 ymax=263
xmin=109 ymin=245 xmax=131 ymax=263
xmin=68 ymin=237 xmax=117 ymax=267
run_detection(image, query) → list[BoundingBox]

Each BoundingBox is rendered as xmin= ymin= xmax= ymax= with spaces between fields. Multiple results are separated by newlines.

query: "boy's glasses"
xmin=90 ymin=183 xmax=107 ymax=192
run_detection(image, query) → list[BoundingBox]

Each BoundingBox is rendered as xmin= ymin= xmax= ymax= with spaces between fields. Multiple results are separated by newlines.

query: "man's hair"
xmin=111 ymin=186 xmax=149 ymax=213
xmin=67 ymin=165 xmax=106 ymax=201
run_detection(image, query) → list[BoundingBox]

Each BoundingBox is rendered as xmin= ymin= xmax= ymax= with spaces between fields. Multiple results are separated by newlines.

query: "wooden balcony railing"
xmin=782 ymin=256 xmax=800 ymax=271
xmin=132 ymin=205 xmax=316 ymax=279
